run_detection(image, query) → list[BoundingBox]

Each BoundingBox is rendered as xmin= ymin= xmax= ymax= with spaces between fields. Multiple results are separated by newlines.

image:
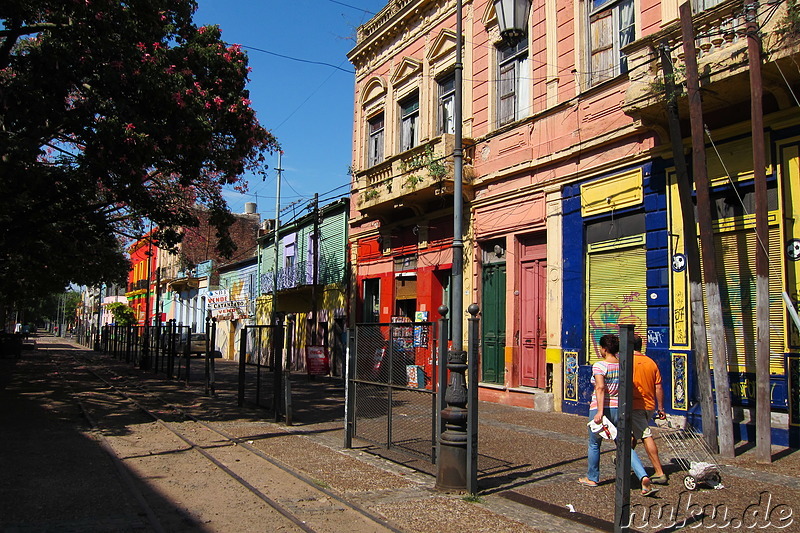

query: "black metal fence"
xmin=100 ymin=322 xmax=205 ymax=383
xmin=237 ymin=324 xmax=284 ymax=419
xmin=345 ymin=321 xmax=441 ymax=462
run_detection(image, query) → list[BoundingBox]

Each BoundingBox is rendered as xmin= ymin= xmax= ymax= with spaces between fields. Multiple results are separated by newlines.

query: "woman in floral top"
xmin=579 ymin=334 xmax=658 ymax=495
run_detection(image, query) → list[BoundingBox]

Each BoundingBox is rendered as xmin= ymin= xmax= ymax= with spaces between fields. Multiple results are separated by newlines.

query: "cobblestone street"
xmin=2 ymin=336 xmax=799 ymax=532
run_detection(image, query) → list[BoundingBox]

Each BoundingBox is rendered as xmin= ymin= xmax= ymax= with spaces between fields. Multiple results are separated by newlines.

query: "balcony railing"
xmin=356 ymin=0 xmax=418 ymax=42
xmin=353 ymin=134 xmax=474 ymax=217
xmin=258 ymin=256 xmax=345 ymax=295
xmin=622 ymin=0 xmax=794 ymax=119
xmin=127 ymin=279 xmax=149 ymax=293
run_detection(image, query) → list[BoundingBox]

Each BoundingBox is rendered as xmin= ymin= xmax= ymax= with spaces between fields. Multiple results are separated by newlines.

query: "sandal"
xmin=578 ymin=477 xmax=599 ymax=487
xmin=641 ymin=484 xmax=660 ymax=496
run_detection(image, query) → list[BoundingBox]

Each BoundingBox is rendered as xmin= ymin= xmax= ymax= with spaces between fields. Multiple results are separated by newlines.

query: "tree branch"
xmin=0 ymin=22 xmax=62 ymax=70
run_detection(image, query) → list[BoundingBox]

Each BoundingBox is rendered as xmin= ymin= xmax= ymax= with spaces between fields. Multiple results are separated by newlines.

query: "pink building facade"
xmin=349 ymin=0 xmax=800 ymax=445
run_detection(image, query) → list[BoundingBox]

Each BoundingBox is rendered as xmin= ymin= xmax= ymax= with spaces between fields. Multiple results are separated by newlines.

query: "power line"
xmin=328 ymin=0 xmax=375 ymax=14
xmin=232 ymin=42 xmax=355 ymax=74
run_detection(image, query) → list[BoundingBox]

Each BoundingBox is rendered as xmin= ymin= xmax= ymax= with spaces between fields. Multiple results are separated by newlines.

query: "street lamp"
xmin=437 ymin=0 xmax=532 ymax=494
xmin=493 ymin=0 xmax=532 ymax=44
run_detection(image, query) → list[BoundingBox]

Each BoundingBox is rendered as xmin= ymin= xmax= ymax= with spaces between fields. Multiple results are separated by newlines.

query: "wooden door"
xmin=520 ymin=258 xmax=547 ymax=388
xmin=481 ymin=263 xmax=506 ymax=384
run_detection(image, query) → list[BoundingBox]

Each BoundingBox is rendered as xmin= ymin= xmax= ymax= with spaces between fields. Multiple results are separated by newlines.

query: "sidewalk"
xmin=2 ymin=336 xmax=799 ymax=532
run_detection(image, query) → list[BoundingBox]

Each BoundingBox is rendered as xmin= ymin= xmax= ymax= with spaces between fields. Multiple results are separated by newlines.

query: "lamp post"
xmin=436 ymin=0 xmax=531 ymax=493
xmin=493 ymin=0 xmax=533 ymax=45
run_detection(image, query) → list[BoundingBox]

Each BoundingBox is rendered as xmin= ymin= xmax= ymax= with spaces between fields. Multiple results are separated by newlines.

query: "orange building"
xmin=126 ymin=233 xmax=157 ymax=326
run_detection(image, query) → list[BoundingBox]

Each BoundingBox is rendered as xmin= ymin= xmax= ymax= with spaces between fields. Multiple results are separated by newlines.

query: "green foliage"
xmin=15 ymin=290 xmax=79 ymax=325
xmin=462 ymin=493 xmax=484 ymax=503
xmin=0 ymin=0 xmax=280 ymax=303
xmin=399 ymin=146 xmax=447 ymax=188
xmin=105 ymin=302 xmax=137 ymax=326
xmin=405 ymin=174 xmax=424 ymax=189
xmin=650 ymin=66 xmax=686 ymax=101
xmin=779 ymin=0 xmax=800 ymax=36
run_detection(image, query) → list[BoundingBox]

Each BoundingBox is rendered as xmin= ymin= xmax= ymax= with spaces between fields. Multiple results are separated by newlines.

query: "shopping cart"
xmin=658 ymin=421 xmax=724 ymax=490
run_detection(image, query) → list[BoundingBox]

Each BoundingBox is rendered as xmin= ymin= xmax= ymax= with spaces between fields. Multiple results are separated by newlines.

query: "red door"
xmin=520 ymin=254 xmax=546 ymax=388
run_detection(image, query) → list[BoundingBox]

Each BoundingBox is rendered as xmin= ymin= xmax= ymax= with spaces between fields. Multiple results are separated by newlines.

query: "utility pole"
xmin=273 ymin=151 xmax=284 ymax=421
xmin=311 ymin=193 xmax=320 ymax=346
xmin=273 ymin=151 xmax=282 ymax=326
xmin=746 ymin=1 xmax=771 ymax=464
xmin=660 ymin=42 xmax=718 ymax=453
xmin=680 ymin=1 xmax=734 ymax=458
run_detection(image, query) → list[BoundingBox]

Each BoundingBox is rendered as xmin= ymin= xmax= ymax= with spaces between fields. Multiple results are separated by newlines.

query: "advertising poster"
xmin=306 ymin=345 xmax=330 ymax=376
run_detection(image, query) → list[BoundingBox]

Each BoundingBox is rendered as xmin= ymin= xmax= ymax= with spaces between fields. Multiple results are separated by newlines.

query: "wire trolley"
xmin=659 ymin=422 xmax=724 ymax=491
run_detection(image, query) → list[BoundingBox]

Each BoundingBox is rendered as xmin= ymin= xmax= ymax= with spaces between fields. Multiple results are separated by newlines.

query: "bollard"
xmin=466 ymin=304 xmax=480 ymax=495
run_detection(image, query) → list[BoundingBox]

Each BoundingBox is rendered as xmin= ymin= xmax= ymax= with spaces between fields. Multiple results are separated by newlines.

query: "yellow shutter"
xmin=587 ymin=241 xmax=648 ymax=361
xmin=702 ymin=221 xmax=784 ymax=374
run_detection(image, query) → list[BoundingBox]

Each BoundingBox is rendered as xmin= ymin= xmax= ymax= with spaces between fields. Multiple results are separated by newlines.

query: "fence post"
xmin=284 ymin=319 xmax=292 ymax=426
xmin=238 ymin=326 xmax=247 ymax=406
xmin=125 ymin=326 xmax=132 ymax=364
xmin=436 ymin=306 xmax=449 ymax=464
xmin=205 ymin=316 xmax=212 ymax=395
xmin=466 ymin=304 xmax=480 ymax=495
xmin=386 ymin=323 xmax=394 ymax=450
xmin=344 ymin=327 xmax=355 ymax=449
xmin=141 ymin=325 xmax=150 ymax=371
xmin=184 ymin=327 xmax=190 ymax=386
xmin=272 ymin=317 xmax=284 ymax=423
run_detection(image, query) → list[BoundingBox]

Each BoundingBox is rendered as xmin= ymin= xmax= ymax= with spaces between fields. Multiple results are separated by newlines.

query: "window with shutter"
xmin=693 ymin=0 xmax=725 ymax=12
xmin=496 ymin=38 xmax=529 ymax=128
xmin=367 ymin=113 xmax=384 ymax=167
xmin=399 ymin=94 xmax=419 ymax=152
xmin=438 ymin=73 xmax=455 ymax=135
xmin=587 ymin=0 xmax=634 ymax=88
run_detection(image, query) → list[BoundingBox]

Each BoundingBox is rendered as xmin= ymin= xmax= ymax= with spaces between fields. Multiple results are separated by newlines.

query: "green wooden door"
xmin=482 ymin=263 xmax=506 ymax=384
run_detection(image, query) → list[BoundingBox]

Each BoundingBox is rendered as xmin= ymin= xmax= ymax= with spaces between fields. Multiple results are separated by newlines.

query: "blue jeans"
xmin=587 ymin=408 xmax=648 ymax=483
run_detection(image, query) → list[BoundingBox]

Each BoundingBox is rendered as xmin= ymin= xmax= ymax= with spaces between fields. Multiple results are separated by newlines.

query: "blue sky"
xmin=194 ymin=0 xmax=387 ymax=221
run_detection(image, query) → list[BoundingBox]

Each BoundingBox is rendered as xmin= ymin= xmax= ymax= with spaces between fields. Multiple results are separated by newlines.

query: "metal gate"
xmin=237 ymin=324 xmax=284 ymax=417
xmin=345 ymin=321 xmax=442 ymax=462
xmin=103 ymin=323 xmax=193 ymax=380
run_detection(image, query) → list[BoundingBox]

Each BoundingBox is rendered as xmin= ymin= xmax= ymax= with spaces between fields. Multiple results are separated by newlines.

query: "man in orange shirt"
xmin=632 ymin=334 xmax=668 ymax=484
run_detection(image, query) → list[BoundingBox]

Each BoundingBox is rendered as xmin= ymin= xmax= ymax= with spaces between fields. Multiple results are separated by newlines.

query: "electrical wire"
xmin=232 ymin=42 xmax=355 ymax=74
xmin=328 ymin=0 xmax=375 ymax=15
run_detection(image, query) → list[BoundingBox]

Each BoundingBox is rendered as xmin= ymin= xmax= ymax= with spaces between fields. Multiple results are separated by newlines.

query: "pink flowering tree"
xmin=0 ymin=0 xmax=278 ymax=301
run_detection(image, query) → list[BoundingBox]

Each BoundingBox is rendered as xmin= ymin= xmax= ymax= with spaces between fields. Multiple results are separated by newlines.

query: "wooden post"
xmin=680 ymin=2 xmax=735 ymax=458
xmin=659 ymin=42 xmax=719 ymax=453
xmin=747 ymin=2 xmax=772 ymax=464
xmin=615 ymin=325 xmax=635 ymax=533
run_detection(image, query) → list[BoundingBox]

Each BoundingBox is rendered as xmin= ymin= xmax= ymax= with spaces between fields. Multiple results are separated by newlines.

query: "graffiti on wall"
xmin=588 ymin=291 xmax=645 ymax=359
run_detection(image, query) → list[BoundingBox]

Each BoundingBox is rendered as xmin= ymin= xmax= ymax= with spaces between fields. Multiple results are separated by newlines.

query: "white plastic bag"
xmin=588 ymin=416 xmax=618 ymax=440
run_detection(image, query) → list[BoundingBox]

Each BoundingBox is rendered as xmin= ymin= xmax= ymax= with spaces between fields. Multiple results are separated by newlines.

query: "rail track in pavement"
xmin=54 ymin=351 xmax=402 ymax=533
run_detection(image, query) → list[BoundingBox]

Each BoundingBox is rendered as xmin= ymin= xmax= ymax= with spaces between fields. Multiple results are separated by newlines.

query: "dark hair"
xmin=599 ymin=334 xmax=620 ymax=355
xmin=633 ymin=334 xmax=643 ymax=351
